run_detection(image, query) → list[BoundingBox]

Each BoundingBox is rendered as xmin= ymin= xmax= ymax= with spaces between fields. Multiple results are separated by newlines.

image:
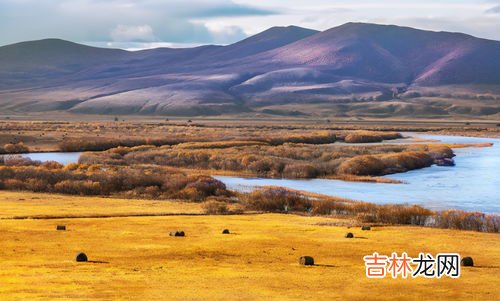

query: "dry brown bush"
xmin=242 ymin=188 xmax=313 ymax=213
xmin=80 ymin=141 xmax=449 ymax=179
xmin=0 ymin=162 xmax=231 ymax=201
xmin=337 ymin=151 xmax=438 ymax=176
xmin=242 ymin=188 xmax=499 ymax=232
xmin=202 ymin=200 xmax=230 ymax=214
xmin=343 ymin=131 xmax=402 ymax=143
xmin=0 ymin=142 xmax=30 ymax=154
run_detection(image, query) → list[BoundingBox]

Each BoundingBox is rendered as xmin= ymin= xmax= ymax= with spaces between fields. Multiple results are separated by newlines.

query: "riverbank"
xmin=214 ymin=133 xmax=499 ymax=213
xmin=5 ymin=131 xmax=499 ymax=213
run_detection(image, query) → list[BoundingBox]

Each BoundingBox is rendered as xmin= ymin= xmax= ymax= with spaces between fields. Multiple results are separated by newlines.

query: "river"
xmin=215 ymin=134 xmax=500 ymax=214
xmin=14 ymin=133 xmax=500 ymax=213
xmin=18 ymin=152 xmax=82 ymax=165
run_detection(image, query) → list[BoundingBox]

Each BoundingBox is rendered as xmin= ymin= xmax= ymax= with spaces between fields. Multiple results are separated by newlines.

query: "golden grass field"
xmin=0 ymin=191 xmax=498 ymax=300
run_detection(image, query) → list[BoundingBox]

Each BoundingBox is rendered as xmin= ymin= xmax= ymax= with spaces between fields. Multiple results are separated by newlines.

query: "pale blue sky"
xmin=0 ymin=0 xmax=499 ymax=49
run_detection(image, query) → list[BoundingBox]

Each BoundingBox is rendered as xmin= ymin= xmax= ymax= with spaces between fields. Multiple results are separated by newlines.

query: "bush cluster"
xmin=0 ymin=161 xmax=231 ymax=201
xmin=342 ymin=131 xmax=402 ymax=143
xmin=0 ymin=142 xmax=30 ymax=154
xmin=242 ymin=188 xmax=499 ymax=232
xmin=80 ymin=143 xmax=453 ymax=178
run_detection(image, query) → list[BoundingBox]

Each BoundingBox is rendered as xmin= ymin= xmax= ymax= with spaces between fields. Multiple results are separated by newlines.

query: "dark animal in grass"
xmin=56 ymin=225 xmax=66 ymax=231
xmin=76 ymin=252 xmax=88 ymax=262
xmin=361 ymin=226 xmax=371 ymax=231
xmin=345 ymin=232 xmax=354 ymax=238
xmin=299 ymin=256 xmax=315 ymax=266
xmin=461 ymin=257 xmax=474 ymax=267
xmin=222 ymin=229 xmax=230 ymax=234
xmin=170 ymin=231 xmax=185 ymax=237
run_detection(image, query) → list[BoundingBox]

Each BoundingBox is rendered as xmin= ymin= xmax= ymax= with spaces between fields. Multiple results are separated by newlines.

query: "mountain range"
xmin=0 ymin=22 xmax=499 ymax=118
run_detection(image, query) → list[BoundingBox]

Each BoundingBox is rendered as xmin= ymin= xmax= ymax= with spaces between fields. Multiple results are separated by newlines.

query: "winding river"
xmin=15 ymin=133 xmax=500 ymax=214
xmin=216 ymin=134 xmax=500 ymax=214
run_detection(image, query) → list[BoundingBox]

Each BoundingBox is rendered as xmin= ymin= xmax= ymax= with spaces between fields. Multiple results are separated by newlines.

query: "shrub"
xmin=54 ymin=180 xmax=102 ymax=195
xmin=266 ymin=132 xmax=336 ymax=145
xmin=0 ymin=162 xmax=230 ymax=201
xmin=283 ymin=164 xmax=319 ymax=178
xmin=75 ymin=133 xmax=454 ymax=179
xmin=202 ymin=200 xmax=229 ymax=214
xmin=1 ymin=142 xmax=30 ymax=154
xmin=183 ymin=176 xmax=229 ymax=199
xmin=338 ymin=151 xmax=435 ymax=176
xmin=177 ymin=140 xmax=268 ymax=149
xmin=338 ymin=155 xmax=386 ymax=175
xmin=59 ymin=138 xmax=193 ymax=152
xmin=243 ymin=188 xmax=313 ymax=213
xmin=241 ymin=188 xmax=498 ymax=232
xmin=344 ymin=133 xmax=383 ymax=143
xmin=374 ymin=204 xmax=434 ymax=225
xmin=343 ymin=131 xmax=402 ymax=143
xmin=436 ymin=210 xmax=500 ymax=232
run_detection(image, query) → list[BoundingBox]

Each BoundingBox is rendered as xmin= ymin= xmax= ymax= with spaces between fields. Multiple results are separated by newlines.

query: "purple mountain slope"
xmin=0 ymin=23 xmax=499 ymax=116
xmin=231 ymin=23 xmax=500 ymax=84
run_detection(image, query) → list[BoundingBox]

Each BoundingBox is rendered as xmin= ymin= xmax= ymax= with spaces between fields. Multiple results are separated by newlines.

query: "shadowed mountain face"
xmin=0 ymin=39 xmax=129 ymax=87
xmin=0 ymin=23 xmax=499 ymax=117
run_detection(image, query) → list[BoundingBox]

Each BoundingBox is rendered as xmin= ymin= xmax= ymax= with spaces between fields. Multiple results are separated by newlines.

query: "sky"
xmin=0 ymin=0 xmax=499 ymax=49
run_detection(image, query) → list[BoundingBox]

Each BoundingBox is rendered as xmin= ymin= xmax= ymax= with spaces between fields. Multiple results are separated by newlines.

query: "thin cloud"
xmin=0 ymin=0 xmax=498 ymax=48
xmin=486 ymin=5 xmax=500 ymax=13
xmin=0 ymin=0 xmax=273 ymax=46
xmin=111 ymin=25 xmax=156 ymax=42
xmin=189 ymin=3 xmax=276 ymax=17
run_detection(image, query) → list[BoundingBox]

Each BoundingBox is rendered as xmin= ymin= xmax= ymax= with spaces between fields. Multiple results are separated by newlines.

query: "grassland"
xmin=0 ymin=118 xmax=498 ymax=153
xmin=0 ymin=191 xmax=498 ymax=300
xmin=0 ymin=118 xmax=498 ymax=299
xmin=0 ymin=191 xmax=204 ymax=219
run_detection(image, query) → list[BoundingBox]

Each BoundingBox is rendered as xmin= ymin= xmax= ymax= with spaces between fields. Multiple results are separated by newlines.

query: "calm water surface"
xmin=19 ymin=152 xmax=82 ymax=165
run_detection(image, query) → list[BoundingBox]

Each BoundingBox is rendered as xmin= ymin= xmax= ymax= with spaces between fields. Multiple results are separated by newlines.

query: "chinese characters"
xmin=364 ymin=252 xmax=460 ymax=279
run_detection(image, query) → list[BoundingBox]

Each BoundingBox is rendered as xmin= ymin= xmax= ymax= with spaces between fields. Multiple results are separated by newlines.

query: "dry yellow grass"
xmin=0 ymin=191 xmax=203 ymax=219
xmin=1 ymin=119 xmax=498 ymax=152
xmin=0 ymin=191 xmax=498 ymax=300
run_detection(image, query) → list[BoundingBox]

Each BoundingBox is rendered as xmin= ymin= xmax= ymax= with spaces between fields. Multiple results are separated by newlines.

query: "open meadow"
xmin=0 ymin=118 xmax=499 ymax=300
xmin=0 ymin=191 xmax=499 ymax=301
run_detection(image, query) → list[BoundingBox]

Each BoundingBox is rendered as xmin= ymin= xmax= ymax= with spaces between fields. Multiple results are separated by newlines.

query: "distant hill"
xmin=0 ymin=39 xmax=128 ymax=83
xmin=0 ymin=23 xmax=499 ymax=118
